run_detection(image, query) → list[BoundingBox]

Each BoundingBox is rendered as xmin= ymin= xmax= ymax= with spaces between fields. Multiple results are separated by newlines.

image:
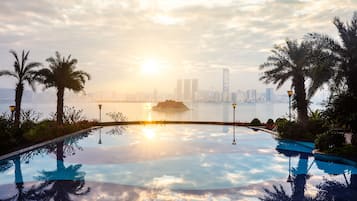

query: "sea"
xmin=0 ymin=101 xmax=324 ymax=123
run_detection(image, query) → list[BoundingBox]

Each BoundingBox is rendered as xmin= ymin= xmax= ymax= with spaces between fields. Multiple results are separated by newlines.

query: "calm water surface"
xmin=0 ymin=125 xmax=356 ymax=200
xmin=0 ymin=102 xmax=323 ymax=122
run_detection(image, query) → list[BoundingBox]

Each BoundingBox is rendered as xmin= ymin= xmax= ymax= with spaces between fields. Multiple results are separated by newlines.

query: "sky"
xmin=0 ymin=0 xmax=356 ymax=96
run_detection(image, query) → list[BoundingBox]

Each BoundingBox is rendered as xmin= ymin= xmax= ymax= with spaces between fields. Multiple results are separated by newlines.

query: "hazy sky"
xmin=0 ymin=0 xmax=356 ymax=95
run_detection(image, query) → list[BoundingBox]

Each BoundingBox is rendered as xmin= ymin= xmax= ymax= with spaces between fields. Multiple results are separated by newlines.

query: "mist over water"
xmin=0 ymin=102 xmax=324 ymax=122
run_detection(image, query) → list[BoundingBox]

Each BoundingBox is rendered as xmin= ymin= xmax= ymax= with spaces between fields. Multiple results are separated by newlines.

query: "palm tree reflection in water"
xmin=260 ymin=143 xmax=357 ymax=201
xmin=0 ymin=155 xmax=46 ymax=200
xmin=36 ymin=141 xmax=90 ymax=200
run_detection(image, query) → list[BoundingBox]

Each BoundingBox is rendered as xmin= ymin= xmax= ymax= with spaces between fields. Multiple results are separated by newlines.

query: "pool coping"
xmin=0 ymin=126 xmax=101 ymax=161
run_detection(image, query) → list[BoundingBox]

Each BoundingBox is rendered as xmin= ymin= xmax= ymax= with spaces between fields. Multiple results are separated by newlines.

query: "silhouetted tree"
xmin=37 ymin=52 xmax=90 ymax=125
xmin=307 ymin=12 xmax=357 ymax=133
xmin=260 ymin=40 xmax=316 ymax=125
xmin=0 ymin=50 xmax=41 ymax=128
xmin=307 ymin=12 xmax=357 ymax=96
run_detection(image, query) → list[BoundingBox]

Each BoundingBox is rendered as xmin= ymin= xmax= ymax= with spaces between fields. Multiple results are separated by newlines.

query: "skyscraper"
xmin=222 ymin=68 xmax=229 ymax=102
xmin=184 ymin=79 xmax=191 ymax=100
xmin=176 ymin=79 xmax=182 ymax=100
xmin=266 ymin=88 xmax=274 ymax=102
xmin=192 ymin=79 xmax=198 ymax=101
xmin=246 ymin=89 xmax=257 ymax=103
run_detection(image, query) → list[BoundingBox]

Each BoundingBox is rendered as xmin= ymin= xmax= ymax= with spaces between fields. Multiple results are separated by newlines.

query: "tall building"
xmin=191 ymin=79 xmax=198 ymax=102
xmin=246 ymin=89 xmax=257 ymax=103
xmin=231 ymin=92 xmax=237 ymax=103
xmin=266 ymin=88 xmax=274 ymax=102
xmin=222 ymin=68 xmax=229 ymax=102
xmin=176 ymin=79 xmax=182 ymax=100
xmin=184 ymin=79 xmax=191 ymax=100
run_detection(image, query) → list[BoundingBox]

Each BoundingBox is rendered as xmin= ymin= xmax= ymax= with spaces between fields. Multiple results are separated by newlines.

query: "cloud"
xmin=0 ymin=0 xmax=356 ymax=92
xmin=145 ymin=175 xmax=189 ymax=188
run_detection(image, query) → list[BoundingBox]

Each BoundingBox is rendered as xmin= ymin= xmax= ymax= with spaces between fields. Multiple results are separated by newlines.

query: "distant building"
xmin=246 ymin=89 xmax=257 ymax=103
xmin=153 ymin=89 xmax=157 ymax=102
xmin=176 ymin=79 xmax=182 ymax=100
xmin=266 ymin=88 xmax=274 ymax=102
xmin=184 ymin=79 xmax=191 ymax=100
xmin=231 ymin=92 xmax=237 ymax=103
xmin=222 ymin=68 xmax=229 ymax=102
xmin=191 ymin=79 xmax=198 ymax=102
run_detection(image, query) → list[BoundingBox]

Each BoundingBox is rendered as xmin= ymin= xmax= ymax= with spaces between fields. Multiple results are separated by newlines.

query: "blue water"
xmin=0 ymin=125 xmax=356 ymax=200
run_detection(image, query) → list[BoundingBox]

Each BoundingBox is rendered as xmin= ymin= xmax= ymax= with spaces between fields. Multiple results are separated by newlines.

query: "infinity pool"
xmin=0 ymin=125 xmax=356 ymax=200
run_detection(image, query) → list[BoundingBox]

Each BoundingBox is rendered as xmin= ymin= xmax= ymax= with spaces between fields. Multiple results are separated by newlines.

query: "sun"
xmin=141 ymin=59 xmax=159 ymax=75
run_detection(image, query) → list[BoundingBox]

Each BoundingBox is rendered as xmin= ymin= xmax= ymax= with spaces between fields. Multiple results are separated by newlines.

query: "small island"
xmin=152 ymin=100 xmax=189 ymax=112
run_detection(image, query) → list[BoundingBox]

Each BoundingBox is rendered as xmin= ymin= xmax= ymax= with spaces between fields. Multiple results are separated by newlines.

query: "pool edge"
xmin=0 ymin=126 xmax=101 ymax=161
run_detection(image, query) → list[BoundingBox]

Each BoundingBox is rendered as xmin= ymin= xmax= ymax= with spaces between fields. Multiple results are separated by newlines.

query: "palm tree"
xmin=260 ymin=40 xmax=315 ymax=124
xmin=37 ymin=52 xmax=90 ymax=125
xmin=0 ymin=50 xmax=41 ymax=128
xmin=307 ymin=12 xmax=357 ymax=96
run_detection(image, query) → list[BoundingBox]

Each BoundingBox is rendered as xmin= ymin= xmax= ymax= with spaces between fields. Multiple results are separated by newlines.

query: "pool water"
xmin=0 ymin=125 xmax=356 ymax=200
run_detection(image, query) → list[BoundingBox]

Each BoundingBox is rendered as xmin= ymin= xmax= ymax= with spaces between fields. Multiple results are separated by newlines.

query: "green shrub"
xmin=275 ymin=116 xmax=328 ymax=141
xmin=315 ymin=130 xmax=345 ymax=151
xmin=265 ymin=119 xmax=275 ymax=129
xmin=250 ymin=118 xmax=262 ymax=126
xmin=275 ymin=118 xmax=288 ymax=127
xmin=24 ymin=120 xmax=96 ymax=142
xmin=266 ymin=119 xmax=274 ymax=125
xmin=24 ymin=120 xmax=57 ymax=142
xmin=306 ymin=119 xmax=328 ymax=136
xmin=275 ymin=118 xmax=289 ymax=133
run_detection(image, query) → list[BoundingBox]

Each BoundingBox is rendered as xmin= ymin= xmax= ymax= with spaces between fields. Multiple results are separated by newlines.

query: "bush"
xmin=50 ymin=106 xmax=86 ymax=124
xmin=315 ymin=130 xmax=345 ymax=151
xmin=24 ymin=120 xmax=57 ymax=142
xmin=266 ymin=119 xmax=274 ymax=129
xmin=250 ymin=118 xmax=262 ymax=126
xmin=275 ymin=116 xmax=328 ymax=141
xmin=106 ymin=112 xmax=128 ymax=122
xmin=21 ymin=109 xmax=41 ymax=123
xmin=306 ymin=119 xmax=328 ymax=136
xmin=324 ymin=93 xmax=357 ymax=133
xmin=24 ymin=120 xmax=96 ymax=142
xmin=0 ymin=116 xmax=14 ymax=150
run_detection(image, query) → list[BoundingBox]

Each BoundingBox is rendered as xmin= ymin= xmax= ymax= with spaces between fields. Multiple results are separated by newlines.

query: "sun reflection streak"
xmin=142 ymin=127 xmax=156 ymax=139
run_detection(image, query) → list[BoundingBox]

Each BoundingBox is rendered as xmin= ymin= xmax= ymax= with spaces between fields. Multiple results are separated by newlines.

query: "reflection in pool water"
xmin=0 ymin=125 xmax=356 ymax=200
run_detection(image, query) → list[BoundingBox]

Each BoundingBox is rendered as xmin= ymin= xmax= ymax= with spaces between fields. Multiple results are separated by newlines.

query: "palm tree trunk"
xmin=13 ymin=155 xmax=24 ymax=199
xmin=56 ymin=141 xmax=65 ymax=170
xmin=291 ymin=153 xmax=308 ymax=201
xmin=350 ymin=174 xmax=357 ymax=190
xmin=293 ymin=76 xmax=308 ymax=125
xmin=14 ymin=83 xmax=24 ymax=128
xmin=56 ymin=87 xmax=65 ymax=125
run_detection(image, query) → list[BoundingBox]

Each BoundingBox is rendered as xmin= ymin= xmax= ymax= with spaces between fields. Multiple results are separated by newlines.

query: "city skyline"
xmin=0 ymin=1 xmax=355 ymax=97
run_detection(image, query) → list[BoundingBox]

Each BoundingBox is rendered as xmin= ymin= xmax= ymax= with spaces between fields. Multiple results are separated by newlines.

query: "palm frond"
xmin=0 ymin=70 xmax=18 ymax=78
xmin=23 ymin=62 xmax=42 ymax=74
xmin=9 ymin=50 xmax=21 ymax=73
